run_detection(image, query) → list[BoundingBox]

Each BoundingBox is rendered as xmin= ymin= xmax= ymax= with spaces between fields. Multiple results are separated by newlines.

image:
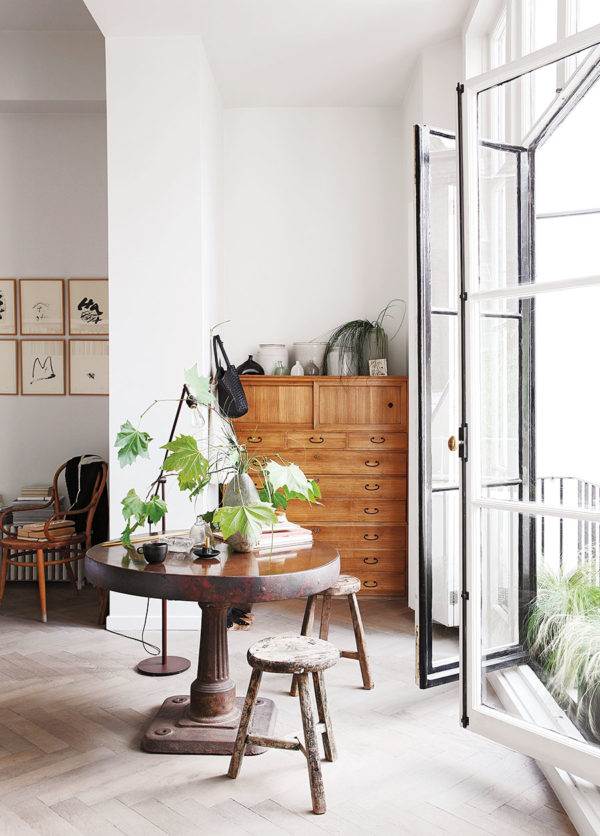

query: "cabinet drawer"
xmin=301 ymin=451 xmax=406 ymax=475
xmin=286 ymin=432 xmax=346 ymax=450
xmin=304 ymin=523 xmax=407 ymax=550
xmin=354 ymin=571 xmax=406 ymax=596
xmin=311 ymin=476 xmax=406 ymax=500
xmin=237 ymin=431 xmax=286 ymax=451
xmin=288 ymin=499 xmax=406 ymax=523
xmin=339 ymin=549 xmax=406 ymax=573
xmin=347 ymin=432 xmax=407 ymax=451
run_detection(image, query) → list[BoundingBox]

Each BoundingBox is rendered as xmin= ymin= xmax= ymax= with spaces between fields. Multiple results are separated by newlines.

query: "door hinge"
xmin=449 ymin=590 xmax=459 ymax=606
xmin=458 ymin=423 xmax=468 ymax=461
xmin=461 ymin=713 xmax=470 ymax=728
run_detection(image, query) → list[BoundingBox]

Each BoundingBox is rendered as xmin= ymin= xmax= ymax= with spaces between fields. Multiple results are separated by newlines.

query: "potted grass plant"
xmin=323 ymin=298 xmax=406 ymax=375
xmin=527 ymin=567 xmax=600 ymax=741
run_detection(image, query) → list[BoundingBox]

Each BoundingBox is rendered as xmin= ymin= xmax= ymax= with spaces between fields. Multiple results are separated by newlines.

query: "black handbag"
xmin=212 ymin=335 xmax=249 ymax=419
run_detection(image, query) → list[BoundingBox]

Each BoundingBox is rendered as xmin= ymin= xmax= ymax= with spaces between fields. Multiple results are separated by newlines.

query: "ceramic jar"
xmin=257 ymin=344 xmax=288 ymax=375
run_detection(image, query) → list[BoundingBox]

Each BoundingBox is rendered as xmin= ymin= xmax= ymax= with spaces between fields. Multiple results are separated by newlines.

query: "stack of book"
xmin=215 ymin=520 xmax=313 ymax=553
xmin=17 ymin=519 xmax=75 ymax=541
xmin=16 ymin=484 xmax=53 ymax=502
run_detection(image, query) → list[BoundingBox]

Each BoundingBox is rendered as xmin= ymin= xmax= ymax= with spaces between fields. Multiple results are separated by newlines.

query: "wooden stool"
xmin=291 ymin=574 xmax=374 ymax=695
xmin=228 ymin=635 xmax=339 ymax=815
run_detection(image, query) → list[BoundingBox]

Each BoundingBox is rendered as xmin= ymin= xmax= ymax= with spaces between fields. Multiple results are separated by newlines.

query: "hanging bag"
xmin=212 ymin=334 xmax=249 ymax=419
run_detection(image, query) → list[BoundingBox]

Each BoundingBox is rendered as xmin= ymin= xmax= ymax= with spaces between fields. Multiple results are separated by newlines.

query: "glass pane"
xmin=480 ymin=285 xmax=600 ymax=513
xmin=537 ymin=214 xmax=600 ymax=280
xmin=480 ymin=508 xmax=600 ymax=751
xmin=478 ymin=146 xmax=520 ymax=292
xmin=432 ymin=489 xmax=460 ymax=645
xmin=429 ymin=133 xmax=458 ymax=309
xmin=577 ymin=0 xmax=600 ymax=32
xmin=536 ymin=72 xmax=600 ymax=216
xmin=431 ymin=313 xmax=459 ymax=488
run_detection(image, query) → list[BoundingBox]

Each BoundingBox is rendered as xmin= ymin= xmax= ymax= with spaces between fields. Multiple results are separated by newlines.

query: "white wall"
xmin=221 ymin=107 xmax=406 ymax=374
xmin=0 ymin=27 xmax=108 ymax=506
xmin=405 ymin=37 xmax=462 ymax=611
xmin=104 ymin=35 xmax=223 ymax=630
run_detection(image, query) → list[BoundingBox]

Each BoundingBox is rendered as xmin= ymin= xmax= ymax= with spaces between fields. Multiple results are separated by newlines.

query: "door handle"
xmin=365 ymin=460 xmax=380 ymax=467
xmin=365 ymin=484 xmax=380 ymax=491
xmin=364 ymin=508 xmax=379 ymax=515
xmin=448 ymin=435 xmax=457 ymax=452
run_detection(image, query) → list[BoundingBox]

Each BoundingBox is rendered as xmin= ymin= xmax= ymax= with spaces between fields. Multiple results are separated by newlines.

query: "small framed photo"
xmin=20 ymin=279 xmax=64 ymax=335
xmin=69 ymin=340 xmax=108 ymax=395
xmin=0 ymin=280 xmax=17 ymax=335
xmin=0 ymin=340 xmax=18 ymax=394
xmin=20 ymin=340 xmax=65 ymax=395
xmin=68 ymin=279 xmax=108 ymax=335
xmin=369 ymin=358 xmax=388 ymax=376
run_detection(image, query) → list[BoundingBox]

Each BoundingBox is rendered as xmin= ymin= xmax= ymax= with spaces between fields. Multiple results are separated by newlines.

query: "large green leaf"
xmin=213 ymin=502 xmax=277 ymax=542
xmin=264 ymin=461 xmax=319 ymax=503
xmin=162 ymin=434 xmax=210 ymax=493
xmin=115 ymin=420 xmax=152 ymax=468
xmin=184 ymin=364 xmax=214 ymax=406
xmin=121 ymin=488 xmax=146 ymax=522
xmin=145 ymin=495 xmax=168 ymax=524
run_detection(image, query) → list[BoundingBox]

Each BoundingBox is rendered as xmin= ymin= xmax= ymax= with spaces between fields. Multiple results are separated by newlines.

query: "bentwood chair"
xmin=0 ymin=461 xmax=107 ymax=622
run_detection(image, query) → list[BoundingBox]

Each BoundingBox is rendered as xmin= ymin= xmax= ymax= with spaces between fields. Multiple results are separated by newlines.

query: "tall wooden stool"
xmin=291 ymin=574 xmax=374 ymax=695
xmin=228 ymin=635 xmax=339 ymax=815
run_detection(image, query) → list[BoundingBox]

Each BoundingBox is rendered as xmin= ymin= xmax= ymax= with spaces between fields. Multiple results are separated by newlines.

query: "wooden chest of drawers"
xmin=233 ymin=376 xmax=408 ymax=596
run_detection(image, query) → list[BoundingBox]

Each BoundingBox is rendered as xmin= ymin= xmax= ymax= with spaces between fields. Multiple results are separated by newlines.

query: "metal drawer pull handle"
xmin=247 ymin=436 xmax=262 ymax=443
xmin=370 ymin=436 xmax=385 ymax=444
xmin=313 ymin=527 xmax=321 ymax=533
xmin=364 ymin=508 xmax=379 ymax=515
xmin=363 ymin=534 xmax=379 ymax=541
xmin=314 ymin=478 xmax=320 ymax=483
xmin=365 ymin=484 xmax=380 ymax=491
xmin=364 ymin=557 xmax=378 ymax=565
xmin=363 ymin=581 xmax=378 ymax=588
xmin=309 ymin=436 xmax=324 ymax=444
xmin=365 ymin=460 xmax=380 ymax=467
xmin=387 ymin=402 xmax=394 ymax=408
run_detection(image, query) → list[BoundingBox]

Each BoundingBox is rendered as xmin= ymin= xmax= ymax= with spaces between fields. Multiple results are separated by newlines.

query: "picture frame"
xmin=0 ymin=340 xmax=18 ymax=395
xmin=369 ymin=358 xmax=388 ymax=376
xmin=19 ymin=279 xmax=64 ymax=335
xmin=69 ymin=340 xmax=109 ymax=395
xmin=20 ymin=340 xmax=65 ymax=395
xmin=68 ymin=279 xmax=108 ymax=335
xmin=0 ymin=280 xmax=17 ymax=335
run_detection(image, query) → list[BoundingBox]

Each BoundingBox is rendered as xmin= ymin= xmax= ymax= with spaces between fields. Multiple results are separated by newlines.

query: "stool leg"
xmin=348 ymin=592 xmax=373 ymax=690
xmin=228 ymin=668 xmax=262 ymax=779
xmin=36 ymin=549 xmax=47 ymax=623
xmin=290 ymin=595 xmax=317 ymax=697
xmin=312 ymin=670 xmax=337 ymax=762
xmin=319 ymin=595 xmax=332 ymax=640
xmin=297 ymin=672 xmax=326 ymax=814
xmin=0 ymin=551 xmax=8 ymax=604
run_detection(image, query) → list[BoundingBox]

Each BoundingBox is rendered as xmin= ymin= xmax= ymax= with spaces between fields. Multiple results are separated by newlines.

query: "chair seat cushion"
xmin=248 ymin=635 xmax=340 ymax=674
xmin=322 ymin=574 xmax=361 ymax=597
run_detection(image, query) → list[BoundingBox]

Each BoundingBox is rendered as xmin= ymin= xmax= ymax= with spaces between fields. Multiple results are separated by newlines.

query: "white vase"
xmin=257 ymin=344 xmax=288 ymax=375
xmin=327 ymin=347 xmax=358 ymax=376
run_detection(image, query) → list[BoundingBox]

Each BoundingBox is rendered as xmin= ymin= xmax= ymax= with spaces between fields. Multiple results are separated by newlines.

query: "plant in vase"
xmin=114 ymin=365 xmax=320 ymax=554
xmin=323 ymin=298 xmax=406 ymax=375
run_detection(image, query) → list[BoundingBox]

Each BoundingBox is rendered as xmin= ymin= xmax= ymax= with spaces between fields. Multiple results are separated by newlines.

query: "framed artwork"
xmin=20 ymin=279 xmax=64 ymax=335
xmin=0 ymin=280 xmax=17 ymax=335
xmin=69 ymin=340 xmax=108 ymax=395
xmin=0 ymin=340 xmax=18 ymax=394
xmin=68 ymin=279 xmax=108 ymax=335
xmin=20 ymin=340 xmax=65 ymax=395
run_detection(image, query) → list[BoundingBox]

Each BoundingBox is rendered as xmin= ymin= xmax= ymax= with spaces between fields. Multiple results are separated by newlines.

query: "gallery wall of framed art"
xmin=0 ymin=278 xmax=109 ymax=397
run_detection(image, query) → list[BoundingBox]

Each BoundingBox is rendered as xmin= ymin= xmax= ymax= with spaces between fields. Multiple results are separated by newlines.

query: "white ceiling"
xmin=195 ymin=0 xmax=471 ymax=106
xmin=0 ymin=0 xmax=98 ymax=30
xmin=2 ymin=0 xmax=471 ymax=106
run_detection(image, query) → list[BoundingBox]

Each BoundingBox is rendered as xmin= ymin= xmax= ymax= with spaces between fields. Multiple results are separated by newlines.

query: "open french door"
xmin=459 ymin=28 xmax=600 ymax=786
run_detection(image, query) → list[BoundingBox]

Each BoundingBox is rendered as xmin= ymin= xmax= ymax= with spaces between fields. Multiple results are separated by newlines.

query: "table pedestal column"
xmin=141 ymin=602 xmax=276 ymax=755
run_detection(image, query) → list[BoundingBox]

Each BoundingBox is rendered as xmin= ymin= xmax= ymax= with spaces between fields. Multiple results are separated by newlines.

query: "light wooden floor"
xmin=0 ymin=583 xmax=576 ymax=835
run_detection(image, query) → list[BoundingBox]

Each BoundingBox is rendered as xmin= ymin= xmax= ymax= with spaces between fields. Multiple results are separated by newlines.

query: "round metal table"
xmin=85 ymin=539 xmax=340 ymax=754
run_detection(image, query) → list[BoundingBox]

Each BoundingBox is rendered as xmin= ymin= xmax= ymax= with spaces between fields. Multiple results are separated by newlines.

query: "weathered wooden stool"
xmin=290 ymin=574 xmax=374 ymax=695
xmin=228 ymin=635 xmax=339 ymax=815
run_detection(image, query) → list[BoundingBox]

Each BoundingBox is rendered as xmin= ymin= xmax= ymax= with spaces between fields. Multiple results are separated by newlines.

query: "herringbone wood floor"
xmin=0 ymin=583 xmax=575 ymax=835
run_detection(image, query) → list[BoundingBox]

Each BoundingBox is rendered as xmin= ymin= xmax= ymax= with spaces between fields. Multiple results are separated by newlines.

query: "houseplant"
xmin=527 ymin=567 xmax=600 ymax=741
xmin=323 ymin=298 xmax=406 ymax=376
xmin=114 ymin=364 xmax=320 ymax=551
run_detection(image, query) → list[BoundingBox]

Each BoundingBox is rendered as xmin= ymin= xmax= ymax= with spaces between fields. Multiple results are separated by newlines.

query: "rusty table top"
xmin=85 ymin=538 xmax=340 ymax=604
